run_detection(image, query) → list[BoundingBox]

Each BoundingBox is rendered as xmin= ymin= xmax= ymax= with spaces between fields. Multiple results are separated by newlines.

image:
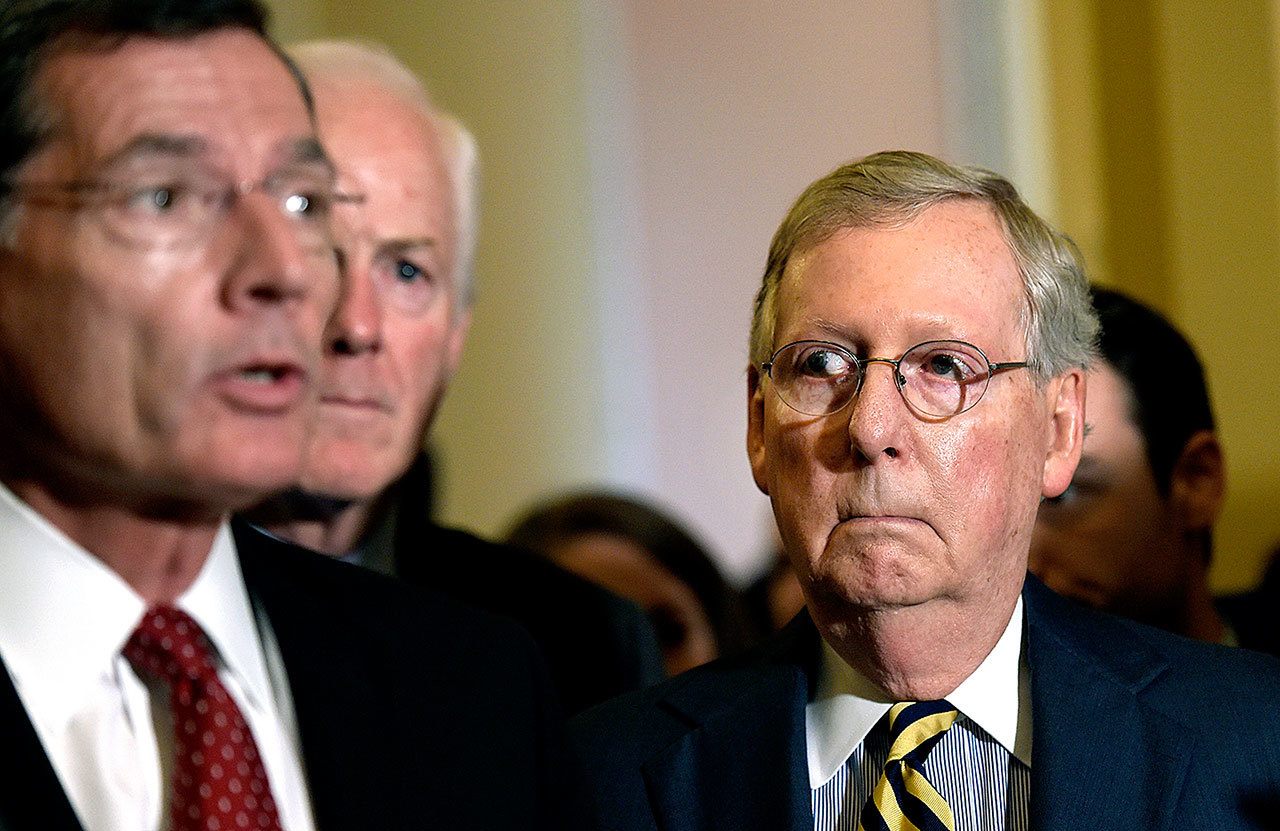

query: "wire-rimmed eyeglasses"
xmin=0 ymin=169 xmax=363 ymax=253
xmin=761 ymin=339 xmax=1030 ymax=419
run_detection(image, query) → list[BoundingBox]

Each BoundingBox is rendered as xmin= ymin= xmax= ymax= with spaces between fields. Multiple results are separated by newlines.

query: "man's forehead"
xmin=34 ymin=27 xmax=319 ymax=174
xmin=776 ymin=205 xmax=1026 ymax=343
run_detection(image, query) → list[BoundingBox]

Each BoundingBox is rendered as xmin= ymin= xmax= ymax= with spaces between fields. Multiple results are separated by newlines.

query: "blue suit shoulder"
xmin=569 ymin=617 xmax=814 ymax=831
xmin=1026 ymin=574 xmax=1280 ymax=723
xmin=1024 ymin=576 xmax=1280 ymax=827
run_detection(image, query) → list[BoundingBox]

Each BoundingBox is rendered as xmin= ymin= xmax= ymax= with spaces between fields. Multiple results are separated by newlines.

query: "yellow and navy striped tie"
xmin=858 ymin=700 xmax=959 ymax=831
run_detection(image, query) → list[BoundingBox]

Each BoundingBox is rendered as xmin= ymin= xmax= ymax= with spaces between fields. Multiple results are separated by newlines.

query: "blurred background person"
xmin=507 ymin=492 xmax=754 ymax=675
xmin=1218 ymin=543 xmax=1280 ymax=656
xmin=1030 ymin=286 xmax=1232 ymax=643
xmin=248 ymin=40 xmax=663 ymax=715
xmin=740 ymin=524 xmax=804 ymax=638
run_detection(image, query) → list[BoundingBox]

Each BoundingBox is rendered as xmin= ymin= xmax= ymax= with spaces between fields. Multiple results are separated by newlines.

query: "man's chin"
xmin=806 ymin=547 xmax=936 ymax=614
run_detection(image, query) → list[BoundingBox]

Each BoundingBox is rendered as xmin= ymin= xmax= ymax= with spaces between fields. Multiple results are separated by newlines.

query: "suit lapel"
xmin=0 ymin=658 xmax=84 ymax=831
xmin=1024 ymin=578 xmax=1190 ymax=831
xmin=641 ymin=616 xmax=816 ymax=831
xmin=234 ymin=521 xmax=393 ymax=830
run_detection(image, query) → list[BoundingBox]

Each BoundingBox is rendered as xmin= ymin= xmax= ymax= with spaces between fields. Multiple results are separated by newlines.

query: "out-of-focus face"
xmin=748 ymin=200 xmax=1081 ymax=627
xmin=549 ymin=532 xmax=718 ymax=676
xmin=298 ymin=77 xmax=468 ymax=500
xmin=1030 ymin=361 xmax=1189 ymax=621
xmin=0 ymin=29 xmax=340 ymax=513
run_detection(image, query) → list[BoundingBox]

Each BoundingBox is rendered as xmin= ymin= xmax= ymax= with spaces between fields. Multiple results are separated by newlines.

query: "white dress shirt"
xmin=807 ymin=598 xmax=1031 ymax=830
xmin=0 ymin=483 xmax=317 ymax=831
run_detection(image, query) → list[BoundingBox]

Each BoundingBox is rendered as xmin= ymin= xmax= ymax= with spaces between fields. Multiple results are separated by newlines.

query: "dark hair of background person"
xmin=1092 ymin=286 xmax=1215 ymax=498
xmin=1091 ymin=286 xmax=1216 ymax=562
xmin=507 ymin=492 xmax=757 ymax=661
xmin=0 ymin=0 xmax=309 ymax=191
xmin=1217 ymin=542 xmax=1280 ymax=657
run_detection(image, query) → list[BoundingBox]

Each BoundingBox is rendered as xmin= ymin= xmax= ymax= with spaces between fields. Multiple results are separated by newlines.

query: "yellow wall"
xmin=1045 ymin=0 xmax=1280 ymax=590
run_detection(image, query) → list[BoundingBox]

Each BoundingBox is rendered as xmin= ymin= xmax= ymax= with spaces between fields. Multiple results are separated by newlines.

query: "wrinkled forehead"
xmin=776 ymin=202 xmax=1028 ymax=349
xmin=28 ymin=27 xmax=324 ymax=179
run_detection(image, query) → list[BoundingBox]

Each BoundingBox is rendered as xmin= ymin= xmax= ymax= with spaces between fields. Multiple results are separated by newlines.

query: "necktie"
xmin=124 ymin=606 xmax=284 ymax=831
xmin=858 ymin=700 xmax=959 ymax=831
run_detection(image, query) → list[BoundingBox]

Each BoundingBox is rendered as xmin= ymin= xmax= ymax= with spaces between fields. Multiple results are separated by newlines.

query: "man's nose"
xmin=327 ymin=255 xmax=384 ymax=356
xmin=845 ymin=359 xmax=906 ymax=461
xmin=221 ymin=194 xmax=338 ymax=316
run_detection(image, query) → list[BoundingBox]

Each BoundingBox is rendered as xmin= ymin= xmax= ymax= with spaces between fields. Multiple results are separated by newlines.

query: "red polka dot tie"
xmin=124 ymin=606 xmax=284 ymax=831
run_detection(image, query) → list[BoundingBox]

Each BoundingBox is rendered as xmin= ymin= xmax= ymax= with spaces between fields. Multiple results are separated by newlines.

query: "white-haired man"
xmin=248 ymin=40 xmax=662 ymax=716
xmin=571 ymin=151 xmax=1280 ymax=830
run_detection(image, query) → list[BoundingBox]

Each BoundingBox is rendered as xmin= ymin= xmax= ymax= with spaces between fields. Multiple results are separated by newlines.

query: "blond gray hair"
xmin=287 ymin=39 xmax=479 ymax=305
xmin=750 ymin=150 xmax=1098 ymax=377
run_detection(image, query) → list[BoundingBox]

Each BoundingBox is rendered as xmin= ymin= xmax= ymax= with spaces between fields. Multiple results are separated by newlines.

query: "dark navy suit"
xmin=571 ymin=576 xmax=1280 ymax=830
xmin=0 ymin=520 xmax=577 ymax=831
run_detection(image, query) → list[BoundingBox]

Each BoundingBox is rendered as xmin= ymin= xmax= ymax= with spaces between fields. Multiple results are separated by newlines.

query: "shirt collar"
xmin=0 ymin=483 xmax=272 ymax=720
xmin=804 ymin=596 xmax=1030 ymax=787
xmin=178 ymin=523 xmax=275 ymax=713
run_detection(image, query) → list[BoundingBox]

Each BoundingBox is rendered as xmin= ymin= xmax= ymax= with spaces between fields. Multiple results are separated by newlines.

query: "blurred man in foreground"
xmin=0 ymin=3 xmax=570 ymax=829
xmin=572 ymin=151 xmax=1280 ymax=829
xmin=249 ymin=40 xmax=662 ymax=715
xmin=1031 ymin=287 xmax=1232 ymax=643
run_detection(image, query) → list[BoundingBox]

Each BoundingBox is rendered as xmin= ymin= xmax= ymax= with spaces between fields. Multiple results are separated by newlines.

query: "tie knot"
xmin=123 ymin=606 xmax=218 ymax=684
xmin=886 ymin=700 xmax=958 ymax=764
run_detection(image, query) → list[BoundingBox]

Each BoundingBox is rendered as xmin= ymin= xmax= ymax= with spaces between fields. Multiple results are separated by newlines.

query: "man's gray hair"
xmin=749 ymin=150 xmax=1098 ymax=378
xmin=287 ymin=39 xmax=480 ymax=305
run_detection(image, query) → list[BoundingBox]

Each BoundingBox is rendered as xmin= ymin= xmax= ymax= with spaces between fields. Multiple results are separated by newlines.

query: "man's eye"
xmin=126 ymin=185 xmax=182 ymax=214
xmin=798 ymin=349 xmax=850 ymax=377
xmin=394 ymin=260 xmax=425 ymax=283
xmin=921 ymin=350 xmax=978 ymax=380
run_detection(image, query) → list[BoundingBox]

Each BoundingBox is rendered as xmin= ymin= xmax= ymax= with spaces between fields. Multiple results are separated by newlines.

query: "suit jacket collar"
xmin=0 ymin=521 xmax=393 ymax=831
xmin=233 ymin=519 xmax=394 ymax=831
xmin=1023 ymin=575 xmax=1191 ymax=830
xmin=638 ymin=577 xmax=1195 ymax=831
xmin=640 ymin=612 xmax=818 ymax=831
xmin=0 ymin=664 xmax=83 ymax=831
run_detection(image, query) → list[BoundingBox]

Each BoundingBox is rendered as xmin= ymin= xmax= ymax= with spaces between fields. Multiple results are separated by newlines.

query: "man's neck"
xmin=255 ymin=491 xmax=381 ymax=557
xmin=1180 ymin=576 xmax=1228 ymax=644
xmin=8 ymin=479 xmax=223 ymax=606
xmin=812 ymin=587 xmax=1021 ymax=701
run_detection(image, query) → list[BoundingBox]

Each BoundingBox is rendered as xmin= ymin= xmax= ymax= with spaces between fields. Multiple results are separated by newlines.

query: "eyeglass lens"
xmin=90 ymin=167 xmax=339 ymax=253
xmin=766 ymin=340 xmax=995 ymax=418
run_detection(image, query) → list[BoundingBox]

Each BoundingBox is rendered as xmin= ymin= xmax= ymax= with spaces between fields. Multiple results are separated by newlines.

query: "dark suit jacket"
xmin=0 ymin=520 xmax=576 ymax=831
xmin=387 ymin=455 xmax=666 ymax=716
xmin=571 ymin=576 xmax=1280 ymax=830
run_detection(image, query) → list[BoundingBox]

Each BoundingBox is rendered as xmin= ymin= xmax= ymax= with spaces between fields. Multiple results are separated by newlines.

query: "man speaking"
xmin=0 ymin=3 xmax=568 ymax=829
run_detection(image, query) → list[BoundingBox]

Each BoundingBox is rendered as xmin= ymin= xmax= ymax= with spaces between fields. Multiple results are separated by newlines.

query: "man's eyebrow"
xmin=809 ymin=318 xmax=856 ymax=342
xmin=283 ymin=137 xmax=334 ymax=174
xmin=805 ymin=314 xmax=962 ymax=346
xmin=98 ymin=134 xmax=209 ymax=168
xmin=383 ymin=237 xmax=438 ymax=251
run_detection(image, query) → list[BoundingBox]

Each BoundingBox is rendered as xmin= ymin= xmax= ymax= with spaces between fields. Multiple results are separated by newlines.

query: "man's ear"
xmin=746 ymin=364 xmax=770 ymax=496
xmin=1042 ymin=368 xmax=1086 ymax=498
xmin=1170 ymin=429 xmax=1225 ymax=532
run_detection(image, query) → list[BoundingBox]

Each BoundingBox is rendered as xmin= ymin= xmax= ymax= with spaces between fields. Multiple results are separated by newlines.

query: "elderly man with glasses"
xmin=572 ymin=151 xmax=1280 ymax=830
xmin=0 ymin=2 xmax=570 ymax=830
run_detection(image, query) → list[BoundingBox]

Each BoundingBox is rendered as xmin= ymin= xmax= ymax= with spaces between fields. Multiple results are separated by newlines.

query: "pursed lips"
xmin=317 ymin=391 xmax=393 ymax=412
xmin=836 ymin=509 xmax=931 ymax=530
